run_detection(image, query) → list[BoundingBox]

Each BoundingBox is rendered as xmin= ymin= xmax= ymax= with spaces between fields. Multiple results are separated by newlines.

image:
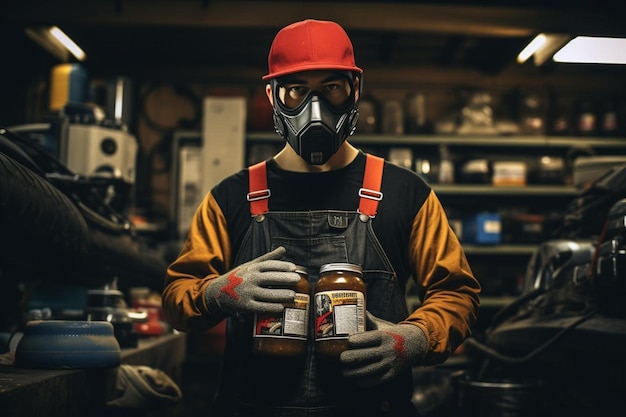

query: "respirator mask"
xmin=271 ymin=73 xmax=361 ymax=165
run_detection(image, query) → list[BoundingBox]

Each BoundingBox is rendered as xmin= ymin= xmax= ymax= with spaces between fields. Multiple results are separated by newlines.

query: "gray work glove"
xmin=340 ymin=311 xmax=428 ymax=387
xmin=204 ymin=247 xmax=301 ymax=316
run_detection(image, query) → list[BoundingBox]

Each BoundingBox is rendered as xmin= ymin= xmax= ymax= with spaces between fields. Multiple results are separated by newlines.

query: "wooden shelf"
xmin=480 ymin=296 xmax=519 ymax=308
xmin=351 ymin=134 xmax=626 ymax=148
xmin=463 ymin=244 xmax=538 ymax=256
xmin=247 ymin=132 xmax=626 ymax=149
xmin=433 ymin=184 xmax=578 ymax=196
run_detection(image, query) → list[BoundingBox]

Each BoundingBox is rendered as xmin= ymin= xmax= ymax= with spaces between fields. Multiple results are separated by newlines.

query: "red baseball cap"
xmin=263 ymin=19 xmax=363 ymax=80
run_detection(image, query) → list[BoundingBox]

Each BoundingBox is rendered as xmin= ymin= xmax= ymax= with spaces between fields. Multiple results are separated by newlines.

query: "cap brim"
xmin=262 ymin=63 xmax=363 ymax=80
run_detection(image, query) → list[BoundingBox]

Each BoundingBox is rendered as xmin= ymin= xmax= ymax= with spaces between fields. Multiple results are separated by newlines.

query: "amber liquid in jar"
xmin=314 ymin=263 xmax=366 ymax=357
xmin=253 ymin=266 xmax=310 ymax=356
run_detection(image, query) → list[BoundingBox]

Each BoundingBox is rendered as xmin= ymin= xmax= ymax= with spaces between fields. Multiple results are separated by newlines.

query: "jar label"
xmin=315 ymin=290 xmax=365 ymax=340
xmin=253 ymin=293 xmax=309 ymax=340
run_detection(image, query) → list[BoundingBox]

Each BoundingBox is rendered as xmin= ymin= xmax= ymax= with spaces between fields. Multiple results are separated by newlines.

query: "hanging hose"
xmin=465 ymin=311 xmax=596 ymax=365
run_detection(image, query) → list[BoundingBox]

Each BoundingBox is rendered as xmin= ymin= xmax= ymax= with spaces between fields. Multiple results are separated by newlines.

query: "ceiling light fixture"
xmin=517 ymin=34 xmax=547 ymax=64
xmin=553 ymin=36 xmax=626 ymax=64
xmin=517 ymin=33 xmax=570 ymax=66
xmin=48 ymin=26 xmax=86 ymax=61
xmin=25 ymin=26 xmax=86 ymax=62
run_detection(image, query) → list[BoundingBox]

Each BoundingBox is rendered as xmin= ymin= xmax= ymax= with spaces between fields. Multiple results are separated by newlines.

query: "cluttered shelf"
xmin=248 ymin=131 xmax=626 ymax=189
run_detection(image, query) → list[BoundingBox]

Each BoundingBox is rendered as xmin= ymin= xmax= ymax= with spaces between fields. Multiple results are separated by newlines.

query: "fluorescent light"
xmin=553 ymin=36 xmax=626 ymax=64
xmin=48 ymin=26 xmax=86 ymax=61
xmin=25 ymin=26 xmax=86 ymax=62
xmin=517 ymin=34 xmax=546 ymax=64
xmin=517 ymin=33 xmax=571 ymax=66
xmin=114 ymin=78 xmax=125 ymax=121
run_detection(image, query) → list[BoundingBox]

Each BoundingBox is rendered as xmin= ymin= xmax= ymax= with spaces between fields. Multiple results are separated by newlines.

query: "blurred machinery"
xmin=62 ymin=123 xmax=137 ymax=184
xmin=11 ymin=114 xmax=138 ymax=214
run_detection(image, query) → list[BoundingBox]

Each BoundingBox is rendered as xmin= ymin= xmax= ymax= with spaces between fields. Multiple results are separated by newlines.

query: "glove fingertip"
xmin=272 ymin=246 xmax=287 ymax=257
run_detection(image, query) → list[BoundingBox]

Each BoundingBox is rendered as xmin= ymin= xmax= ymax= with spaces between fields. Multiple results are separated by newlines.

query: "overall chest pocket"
xmin=362 ymin=269 xmax=409 ymax=324
xmin=271 ymin=235 xmax=349 ymax=278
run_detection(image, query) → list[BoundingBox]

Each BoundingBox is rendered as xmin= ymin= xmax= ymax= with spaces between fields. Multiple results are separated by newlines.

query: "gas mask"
xmin=271 ymin=73 xmax=361 ymax=165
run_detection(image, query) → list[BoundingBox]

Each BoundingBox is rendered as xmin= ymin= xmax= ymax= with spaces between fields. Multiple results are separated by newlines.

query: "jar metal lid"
xmin=295 ymin=265 xmax=308 ymax=276
xmin=319 ymin=262 xmax=363 ymax=275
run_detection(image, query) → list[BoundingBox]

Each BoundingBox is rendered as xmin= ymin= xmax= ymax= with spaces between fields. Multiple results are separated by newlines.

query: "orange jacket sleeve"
xmin=402 ymin=190 xmax=481 ymax=365
xmin=162 ymin=192 xmax=232 ymax=331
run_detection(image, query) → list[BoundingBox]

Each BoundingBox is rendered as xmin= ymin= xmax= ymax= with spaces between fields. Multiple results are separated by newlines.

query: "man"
xmin=163 ymin=19 xmax=480 ymax=416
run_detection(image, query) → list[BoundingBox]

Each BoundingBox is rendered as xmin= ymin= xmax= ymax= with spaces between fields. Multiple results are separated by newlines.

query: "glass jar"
xmin=253 ymin=266 xmax=310 ymax=356
xmin=314 ymin=263 xmax=366 ymax=357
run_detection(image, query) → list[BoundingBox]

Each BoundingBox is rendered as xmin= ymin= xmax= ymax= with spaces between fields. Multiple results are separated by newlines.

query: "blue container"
xmin=463 ymin=212 xmax=502 ymax=244
xmin=15 ymin=320 xmax=121 ymax=369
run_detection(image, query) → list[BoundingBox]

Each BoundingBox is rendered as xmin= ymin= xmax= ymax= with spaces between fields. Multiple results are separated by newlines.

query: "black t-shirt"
xmin=211 ymin=151 xmax=432 ymax=285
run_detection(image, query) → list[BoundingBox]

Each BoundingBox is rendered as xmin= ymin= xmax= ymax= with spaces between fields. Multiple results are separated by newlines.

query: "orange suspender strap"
xmin=248 ymin=155 xmax=383 ymax=217
xmin=358 ymin=154 xmax=385 ymax=217
xmin=247 ymin=161 xmax=270 ymax=215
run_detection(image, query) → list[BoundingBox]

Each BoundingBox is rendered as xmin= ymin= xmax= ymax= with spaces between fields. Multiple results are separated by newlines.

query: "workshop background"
xmin=1 ymin=1 xmax=626 ymax=416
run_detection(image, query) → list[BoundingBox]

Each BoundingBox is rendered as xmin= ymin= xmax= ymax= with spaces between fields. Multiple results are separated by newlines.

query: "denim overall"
xmin=212 ymin=155 xmax=418 ymax=417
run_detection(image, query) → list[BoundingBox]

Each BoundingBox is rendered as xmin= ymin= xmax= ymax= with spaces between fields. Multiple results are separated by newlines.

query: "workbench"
xmin=0 ymin=332 xmax=187 ymax=417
